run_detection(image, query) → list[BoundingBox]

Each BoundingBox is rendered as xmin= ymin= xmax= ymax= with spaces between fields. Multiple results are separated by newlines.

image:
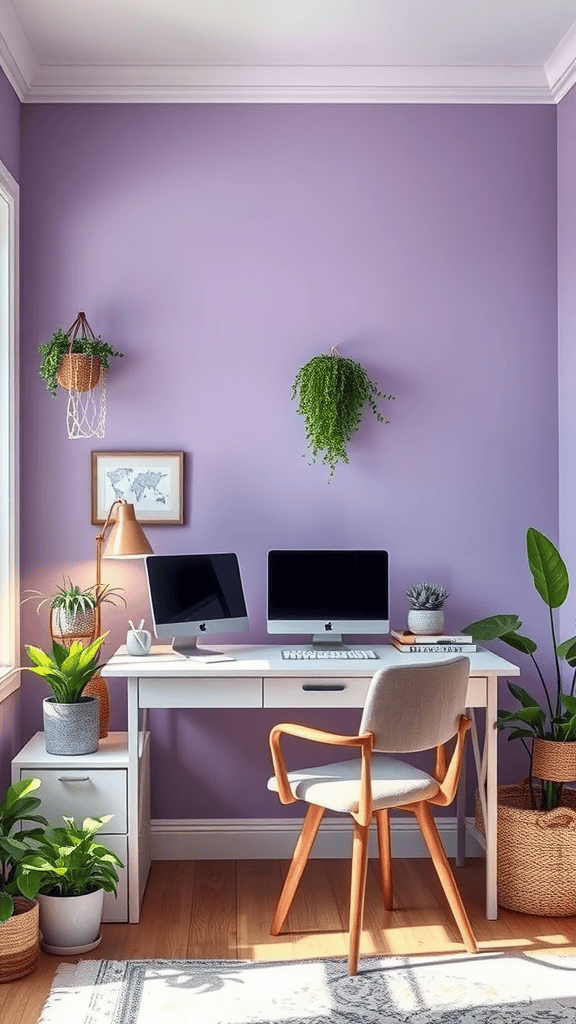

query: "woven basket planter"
xmin=0 ymin=898 xmax=39 ymax=983
xmin=476 ymin=782 xmax=576 ymax=916
xmin=532 ymin=738 xmax=576 ymax=783
xmin=50 ymin=606 xmax=96 ymax=648
xmin=56 ymin=352 xmax=101 ymax=392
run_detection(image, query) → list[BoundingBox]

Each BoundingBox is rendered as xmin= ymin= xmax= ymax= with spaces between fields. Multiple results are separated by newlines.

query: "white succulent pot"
xmin=38 ymin=889 xmax=104 ymax=953
xmin=407 ymin=608 xmax=444 ymax=635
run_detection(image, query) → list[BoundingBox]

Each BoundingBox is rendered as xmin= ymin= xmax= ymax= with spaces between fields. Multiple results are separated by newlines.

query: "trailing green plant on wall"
xmin=292 ymin=348 xmax=394 ymax=480
xmin=38 ymin=327 xmax=123 ymax=399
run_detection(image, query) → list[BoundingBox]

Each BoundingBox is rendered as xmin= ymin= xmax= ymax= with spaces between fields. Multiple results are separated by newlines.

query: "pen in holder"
xmin=126 ymin=619 xmax=152 ymax=656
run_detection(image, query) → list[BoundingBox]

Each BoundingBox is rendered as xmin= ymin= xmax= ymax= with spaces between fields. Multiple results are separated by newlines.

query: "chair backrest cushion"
xmin=359 ymin=657 xmax=470 ymax=753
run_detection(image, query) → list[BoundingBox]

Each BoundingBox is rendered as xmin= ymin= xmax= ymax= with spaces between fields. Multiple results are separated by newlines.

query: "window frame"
xmin=0 ymin=158 xmax=19 ymax=700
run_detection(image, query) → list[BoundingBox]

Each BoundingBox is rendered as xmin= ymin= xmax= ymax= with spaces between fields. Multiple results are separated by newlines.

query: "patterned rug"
xmin=36 ymin=952 xmax=576 ymax=1024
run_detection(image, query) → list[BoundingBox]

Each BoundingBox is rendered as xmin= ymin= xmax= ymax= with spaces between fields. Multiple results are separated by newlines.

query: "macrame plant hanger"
xmin=57 ymin=311 xmax=107 ymax=439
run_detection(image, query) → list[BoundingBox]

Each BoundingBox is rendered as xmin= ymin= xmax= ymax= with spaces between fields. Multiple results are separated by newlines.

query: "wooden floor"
xmin=3 ymin=856 xmax=576 ymax=1023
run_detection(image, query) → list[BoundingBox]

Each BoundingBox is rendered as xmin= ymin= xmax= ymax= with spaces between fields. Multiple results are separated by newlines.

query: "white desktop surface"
xmin=101 ymin=642 xmax=520 ymax=924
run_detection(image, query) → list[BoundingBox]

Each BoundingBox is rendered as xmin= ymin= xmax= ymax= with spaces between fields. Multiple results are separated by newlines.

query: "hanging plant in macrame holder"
xmin=38 ymin=311 xmax=123 ymax=440
xmin=292 ymin=347 xmax=394 ymax=480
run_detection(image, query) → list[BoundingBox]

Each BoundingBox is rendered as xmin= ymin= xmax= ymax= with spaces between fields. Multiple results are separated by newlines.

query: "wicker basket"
xmin=56 ymin=352 xmax=101 ymax=392
xmin=532 ymin=738 xmax=576 ymax=782
xmin=0 ymin=898 xmax=39 ymax=983
xmin=83 ymin=673 xmax=110 ymax=738
xmin=476 ymin=782 xmax=576 ymax=916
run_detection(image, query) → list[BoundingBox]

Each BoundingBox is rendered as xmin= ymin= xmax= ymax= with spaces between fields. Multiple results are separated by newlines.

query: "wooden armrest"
xmin=269 ymin=723 xmax=373 ymax=819
xmin=429 ymin=715 xmax=472 ymax=807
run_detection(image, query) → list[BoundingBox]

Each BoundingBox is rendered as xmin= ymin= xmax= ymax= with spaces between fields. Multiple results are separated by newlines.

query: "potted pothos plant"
xmin=25 ymin=634 xmax=108 ymax=756
xmin=38 ymin=313 xmax=123 ymax=398
xmin=0 ymin=778 xmax=48 ymax=981
xmin=463 ymin=527 xmax=576 ymax=915
xmin=18 ymin=814 xmax=123 ymax=954
xmin=292 ymin=348 xmax=394 ymax=480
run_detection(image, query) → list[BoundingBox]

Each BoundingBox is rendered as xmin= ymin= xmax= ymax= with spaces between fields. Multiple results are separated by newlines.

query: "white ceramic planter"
xmin=38 ymin=889 xmax=104 ymax=954
xmin=407 ymin=608 xmax=444 ymax=635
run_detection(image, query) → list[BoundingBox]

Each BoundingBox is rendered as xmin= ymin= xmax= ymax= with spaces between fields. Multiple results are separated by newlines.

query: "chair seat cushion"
xmin=267 ymin=754 xmax=439 ymax=814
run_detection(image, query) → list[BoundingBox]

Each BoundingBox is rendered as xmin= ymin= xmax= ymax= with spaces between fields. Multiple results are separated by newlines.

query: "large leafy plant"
xmin=25 ymin=633 xmax=108 ymax=704
xmin=18 ymin=815 xmax=123 ymax=898
xmin=292 ymin=350 xmax=394 ymax=479
xmin=0 ymin=778 xmax=48 ymax=923
xmin=463 ymin=527 xmax=576 ymax=810
xmin=38 ymin=327 xmax=123 ymax=399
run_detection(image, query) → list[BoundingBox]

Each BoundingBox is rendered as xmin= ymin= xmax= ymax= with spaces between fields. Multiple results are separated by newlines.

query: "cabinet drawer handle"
xmin=302 ymin=684 xmax=346 ymax=692
xmin=57 ymin=775 xmax=90 ymax=782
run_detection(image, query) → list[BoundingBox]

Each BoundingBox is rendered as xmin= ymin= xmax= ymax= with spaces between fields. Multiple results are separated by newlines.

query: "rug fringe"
xmin=36 ymin=960 xmax=103 ymax=1024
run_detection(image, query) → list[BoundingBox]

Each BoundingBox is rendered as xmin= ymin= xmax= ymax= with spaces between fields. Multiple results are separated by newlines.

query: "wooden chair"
xmin=267 ymin=656 xmax=478 ymax=974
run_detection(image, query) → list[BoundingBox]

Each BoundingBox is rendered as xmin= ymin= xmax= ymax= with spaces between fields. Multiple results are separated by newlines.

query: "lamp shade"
xmin=102 ymin=501 xmax=153 ymax=558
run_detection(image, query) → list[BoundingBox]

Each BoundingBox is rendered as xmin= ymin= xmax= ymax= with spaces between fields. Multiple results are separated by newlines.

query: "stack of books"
xmin=390 ymin=629 xmax=477 ymax=654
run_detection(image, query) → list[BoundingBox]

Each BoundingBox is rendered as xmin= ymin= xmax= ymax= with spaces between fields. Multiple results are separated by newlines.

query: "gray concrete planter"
xmin=43 ymin=696 xmax=99 ymax=755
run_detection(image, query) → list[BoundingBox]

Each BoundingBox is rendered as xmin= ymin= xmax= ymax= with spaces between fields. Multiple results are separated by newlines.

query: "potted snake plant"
xmin=462 ymin=527 xmax=576 ymax=915
xmin=24 ymin=634 xmax=108 ymax=755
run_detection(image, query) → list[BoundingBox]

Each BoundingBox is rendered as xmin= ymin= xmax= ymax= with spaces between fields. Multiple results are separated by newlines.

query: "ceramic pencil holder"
xmin=126 ymin=627 xmax=152 ymax=656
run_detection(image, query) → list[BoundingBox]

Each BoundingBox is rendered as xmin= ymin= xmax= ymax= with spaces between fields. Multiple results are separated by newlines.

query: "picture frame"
xmin=91 ymin=450 xmax=184 ymax=525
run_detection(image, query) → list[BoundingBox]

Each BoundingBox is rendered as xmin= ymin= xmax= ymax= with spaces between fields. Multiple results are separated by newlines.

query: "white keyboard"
xmin=281 ymin=649 xmax=378 ymax=660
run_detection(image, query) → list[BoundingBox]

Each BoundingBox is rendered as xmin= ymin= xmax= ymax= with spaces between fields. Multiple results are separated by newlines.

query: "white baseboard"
xmin=150 ymin=816 xmax=484 ymax=860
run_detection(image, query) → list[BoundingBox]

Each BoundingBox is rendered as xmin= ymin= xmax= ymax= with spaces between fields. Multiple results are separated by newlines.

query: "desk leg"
xmin=128 ymin=676 xmax=141 ymax=924
xmin=455 ymin=733 xmax=467 ymax=867
xmin=485 ymin=674 xmax=498 ymax=920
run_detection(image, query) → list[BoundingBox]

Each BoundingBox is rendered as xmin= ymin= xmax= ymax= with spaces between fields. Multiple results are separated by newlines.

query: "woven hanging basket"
xmin=0 ymin=898 xmax=39 ymax=983
xmin=476 ymin=782 xmax=576 ymax=916
xmin=50 ymin=607 xmax=96 ymax=648
xmin=56 ymin=352 xmax=102 ymax=392
xmin=532 ymin=738 xmax=576 ymax=782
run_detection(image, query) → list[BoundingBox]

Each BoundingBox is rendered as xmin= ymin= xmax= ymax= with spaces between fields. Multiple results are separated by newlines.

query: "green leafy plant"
xmin=463 ymin=527 xmax=576 ymax=810
xmin=406 ymin=582 xmax=449 ymax=610
xmin=0 ymin=778 xmax=48 ymax=923
xmin=292 ymin=349 xmax=394 ymax=479
xmin=38 ymin=327 xmax=123 ymax=398
xmin=22 ymin=576 xmax=126 ymax=616
xmin=25 ymin=634 xmax=108 ymax=704
xmin=18 ymin=815 xmax=123 ymax=899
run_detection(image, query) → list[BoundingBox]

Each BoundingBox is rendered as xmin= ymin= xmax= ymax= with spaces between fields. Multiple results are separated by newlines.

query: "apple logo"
xmin=199 ymin=623 xmax=207 ymax=632
xmin=324 ymin=622 xmax=332 ymax=631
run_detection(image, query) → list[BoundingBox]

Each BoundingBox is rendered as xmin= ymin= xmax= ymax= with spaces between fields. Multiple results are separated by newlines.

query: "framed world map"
xmin=91 ymin=450 xmax=184 ymax=524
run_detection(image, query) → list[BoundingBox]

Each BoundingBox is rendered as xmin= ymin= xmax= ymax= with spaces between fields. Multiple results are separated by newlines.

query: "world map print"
xmin=105 ymin=466 xmax=172 ymax=511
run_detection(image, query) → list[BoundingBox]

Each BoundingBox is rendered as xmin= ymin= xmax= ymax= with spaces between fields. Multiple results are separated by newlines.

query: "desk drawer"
xmin=264 ymin=676 xmax=370 ymax=708
xmin=18 ymin=768 xmax=127 ymax=833
xmin=139 ymin=676 xmax=262 ymax=708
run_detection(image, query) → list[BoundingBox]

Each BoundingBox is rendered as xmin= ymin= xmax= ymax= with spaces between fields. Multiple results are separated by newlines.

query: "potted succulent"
xmin=18 ymin=814 xmax=123 ymax=954
xmin=0 ymin=778 xmax=48 ymax=981
xmin=292 ymin=348 xmax=394 ymax=480
xmin=24 ymin=634 xmax=108 ymax=755
xmin=38 ymin=313 xmax=123 ymax=399
xmin=22 ymin=576 xmax=126 ymax=645
xmin=463 ymin=527 xmax=576 ymax=915
xmin=406 ymin=582 xmax=449 ymax=635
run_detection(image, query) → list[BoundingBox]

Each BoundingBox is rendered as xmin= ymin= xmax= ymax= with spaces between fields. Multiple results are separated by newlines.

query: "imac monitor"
xmin=267 ymin=549 xmax=389 ymax=648
xmin=145 ymin=552 xmax=249 ymax=658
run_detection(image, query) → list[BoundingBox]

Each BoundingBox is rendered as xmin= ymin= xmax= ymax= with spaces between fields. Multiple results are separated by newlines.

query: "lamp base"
xmin=83 ymin=675 xmax=110 ymax=738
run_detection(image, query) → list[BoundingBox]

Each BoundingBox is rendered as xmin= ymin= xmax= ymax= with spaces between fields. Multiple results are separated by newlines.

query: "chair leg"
xmin=375 ymin=808 xmax=393 ymax=910
xmin=270 ymin=803 xmax=325 ymax=936
xmin=348 ymin=820 xmax=370 ymax=976
xmin=413 ymin=801 xmax=478 ymax=954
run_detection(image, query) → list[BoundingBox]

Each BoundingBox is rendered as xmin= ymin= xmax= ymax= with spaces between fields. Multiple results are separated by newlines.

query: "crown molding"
xmin=19 ymin=62 xmax=555 ymax=104
xmin=545 ymin=17 xmax=576 ymax=102
xmin=0 ymin=1 xmax=36 ymax=101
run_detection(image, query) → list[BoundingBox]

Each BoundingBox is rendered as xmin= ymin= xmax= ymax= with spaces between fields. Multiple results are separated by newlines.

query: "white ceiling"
xmin=2 ymin=0 xmax=576 ymax=103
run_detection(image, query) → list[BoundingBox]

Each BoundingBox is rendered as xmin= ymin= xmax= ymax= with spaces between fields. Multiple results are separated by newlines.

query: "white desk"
xmin=101 ymin=643 xmax=520 ymax=923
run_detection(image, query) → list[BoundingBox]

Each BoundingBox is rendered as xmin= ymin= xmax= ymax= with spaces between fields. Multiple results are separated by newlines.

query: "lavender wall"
xmin=0 ymin=66 xmax=20 ymax=793
xmin=19 ymin=103 xmax=558 ymax=818
xmin=558 ymin=86 xmax=576 ymax=653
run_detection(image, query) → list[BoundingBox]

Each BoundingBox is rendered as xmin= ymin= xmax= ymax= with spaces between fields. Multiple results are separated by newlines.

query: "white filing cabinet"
xmin=11 ymin=731 xmax=150 ymax=923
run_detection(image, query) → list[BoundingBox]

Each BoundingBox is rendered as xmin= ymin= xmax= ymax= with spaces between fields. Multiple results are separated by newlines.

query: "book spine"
xmin=392 ymin=642 xmax=477 ymax=653
xmin=391 ymin=631 xmax=473 ymax=644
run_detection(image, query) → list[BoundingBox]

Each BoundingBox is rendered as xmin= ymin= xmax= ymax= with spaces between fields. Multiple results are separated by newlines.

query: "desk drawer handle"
xmin=57 ymin=776 xmax=90 ymax=782
xmin=302 ymin=684 xmax=346 ymax=692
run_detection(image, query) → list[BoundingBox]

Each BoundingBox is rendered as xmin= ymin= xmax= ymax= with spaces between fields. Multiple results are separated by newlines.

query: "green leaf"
xmin=499 ymin=632 xmax=538 ymax=655
xmin=561 ymin=693 xmax=576 ymax=715
xmin=461 ymin=615 xmax=522 ymax=641
xmin=507 ymin=682 xmax=540 ymax=708
xmin=0 ymin=892 xmax=14 ymax=922
xmin=558 ymin=638 xmax=576 ymax=665
xmin=526 ymin=527 xmax=569 ymax=609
